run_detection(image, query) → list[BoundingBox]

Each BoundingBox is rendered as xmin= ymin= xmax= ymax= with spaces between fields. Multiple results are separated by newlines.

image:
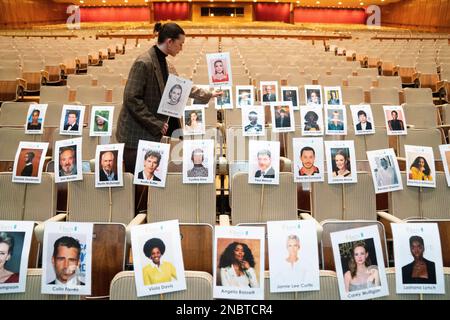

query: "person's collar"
xmin=55 ymin=275 xmax=78 ymax=287
xmin=155 ymin=44 xmax=168 ymax=57
xmin=103 ymin=169 xmax=113 ymax=176
xmin=149 ymin=257 xmax=164 ymax=269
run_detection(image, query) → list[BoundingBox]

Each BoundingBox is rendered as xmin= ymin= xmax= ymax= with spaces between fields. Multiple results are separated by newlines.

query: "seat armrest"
xmin=299 ymin=213 xmax=323 ymax=244
xmin=377 ymin=211 xmax=404 ymax=224
xmin=217 ymin=156 xmax=228 ymax=175
xmin=280 ymin=156 xmax=292 ymax=172
xmin=34 ymin=213 xmax=68 ymax=243
xmin=125 ymin=213 xmax=147 ymax=245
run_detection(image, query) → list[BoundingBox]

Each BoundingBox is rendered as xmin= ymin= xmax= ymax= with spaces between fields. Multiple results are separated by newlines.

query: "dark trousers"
xmin=123 ymin=147 xmax=147 ymax=213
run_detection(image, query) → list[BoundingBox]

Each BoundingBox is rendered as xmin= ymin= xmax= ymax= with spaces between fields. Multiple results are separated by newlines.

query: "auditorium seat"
xmin=370 ymin=87 xmax=400 ymax=104
xmin=21 ymin=60 xmax=44 ymax=93
xmin=347 ymin=76 xmax=372 ymax=91
xmin=230 ymin=172 xmax=297 ymax=225
xmin=67 ymin=74 xmax=94 ymax=88
xmin=403 ymin=88 xmax=434 ymax=104
xmin=342 ymin=86 xmax=366 ymax=104
xmin=75 ymin=85 xmax=108 ymax=105
xmin=0 ymin=66 xmax=25 ymax=102
xmin=397 ymin=128 xmax=444 ymax=159
xmin=347 ymin=127 xmax=389 ymax=160
xmin=378 ymin=173 xmax=450 ymax=223
xmin=0 ymin=101 xmax=32 ymax=126
xmin=377 ymin=76 xmax=402 ymax=89
xmin=416 ymin=63 xmax=440 ymax=92
xmin=403 ymin=103 xmax=439 ymax=129
xmin=143 ymin=173 xmax=216 ymax=225
xmin=0 ymin=269 xmax=79 ymax=300
xmin=356 ymin=67 xmax=379 ymax=81
xmin=39 ymin=86 xmax=71 ymax=104
xmin=112 ymin=270 xmax=214 ymax=300
xmin=318 ymin=75 xmax=344 ymax=87
xmin=309 ymin=172 xmax=377 ymax=221
xmin=0 ymin=172 xmax=56 ymax=221
xmin=97 ymin=74 xmax=125 ymax=89
xmin=286 ymin=74 xmax=313 ymax=87
xmin=0 ymin=127 xmax=42 ymax=172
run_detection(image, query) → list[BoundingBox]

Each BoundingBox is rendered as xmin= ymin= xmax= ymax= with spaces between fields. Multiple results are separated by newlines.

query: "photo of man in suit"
xmin=48 ymin=236 xmax=85 ymax=286
xmin=275 ymin=108 xmax=291 ymax=129
xmin=356 ymin=110 xmax=373 ymax=131
xmin=245 ymin=111 xmax=263 ymax=134
xmin=20 ymin=152 xmax=35 ymax=177
xmin=255 ymin=149 xmax=275 ymax=179
xmin=402 ymin=235 xmax=436 ymax=284
xmin=262 ymin=85 xmax=276 ymax=102
xmin=99 ymin=151 xmax=118 ymax=181
xmin=63 ymin=111 xmax=79 ymax=132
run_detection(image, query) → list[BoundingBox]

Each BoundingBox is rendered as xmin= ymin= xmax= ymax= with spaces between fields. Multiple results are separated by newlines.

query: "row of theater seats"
xmin=2 ymin=267 xmax=449 ymax=300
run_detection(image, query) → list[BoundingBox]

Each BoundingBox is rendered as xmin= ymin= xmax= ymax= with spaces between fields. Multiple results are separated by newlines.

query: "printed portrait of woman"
xmin=342 ymin=240 xmax=380 ymax=292
xmin=211 ymin=59 xmax=229 ymax=83
xmin=0 ymin=232 xmax=20 ymax=284
xmin=218 ymin=241 xmax=259 ymax=288
xmin=185 ymin=110 xmax=202 ymax=131
xmin=332 ymin=148 xmax=351 ymax=177
xmin=167 ymin=84 xmax=183 ymax=106
xmin=142 ymin=238 xmax=177 ymax=285
xmin=409 ymin=156 xmax=433 ymax=181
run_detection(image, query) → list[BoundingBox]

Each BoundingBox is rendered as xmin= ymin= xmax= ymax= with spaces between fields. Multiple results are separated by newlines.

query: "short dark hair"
xmin=52 ymin=236 xmax=81 ymax=259
xmin=409 ymin=235 xmax=424 ymax=247
xmin=68 ymin=110 xmax=77 ymax=117
xmin=59 ymin=146 xmax=75 ymax=156
xmin=391 ymin=110 xmax=398 ymax=116
xmin=26 ymin=152 xmax=35 ymax=161
xmin=300 ymin=146 xmax=315 ymax=157
xmin=144 ymin=150 xmax=161 ymax=166
xmin=143 ymin=238 xmax=166 ymax=258
xmin=357 ymin=110 xmax=367 ymax=117
xmin=157 ymin=23 xmax=185 ymax=44
xmin=32 ymin=109 xmax=40 ymax=116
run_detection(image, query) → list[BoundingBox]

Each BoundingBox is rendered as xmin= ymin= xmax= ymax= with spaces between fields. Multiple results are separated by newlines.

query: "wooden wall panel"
xmin=381 ymin=0 xmax=450 ymax=32
xmin=0 ymin=0 xmax=70 ymax=29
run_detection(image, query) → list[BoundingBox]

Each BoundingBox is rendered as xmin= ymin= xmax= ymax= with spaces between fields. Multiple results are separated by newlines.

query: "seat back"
xmin=398 ymin=128 xmax=443 ymax=160
xmin=67 ymin=173 xmax=134 ymax=224
xmin=347 ymin=127 xmax=389 ymax=160
xmin=403 ymin=103 xmax=438 ymax=128
xmin=311 ymin=172 xmax=377 ymax=221
xmin=377 ymin=76 xmax=402 ymax=89
xmin=403 ymin=88 xmax=433 ymax=104
xmin=0 ymin=102 xmax=32 ymax=126
xmin=67 ymin=74 xmax=93 ymax=88
xmin=0 ymin=269 xmax=80 ymax=300
xmin=147 ymin=173 xmax=216 ymax=225
xmin=49 ymin=127 xmax=98 ymax=161
xmin=230 ymin=172 xmax=297 ymax=225
xmin=75 ymin=85 xmax=107 ymax=105
xmin=39 ymin=86 xmax=70 ymax=104
xmin=342 ymin=86 xmax=365 ymax=105
xmin=109 ymin=271 xmax=213 ymax=300
xmin=370 ymin=87 xmax=400 ymax=104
